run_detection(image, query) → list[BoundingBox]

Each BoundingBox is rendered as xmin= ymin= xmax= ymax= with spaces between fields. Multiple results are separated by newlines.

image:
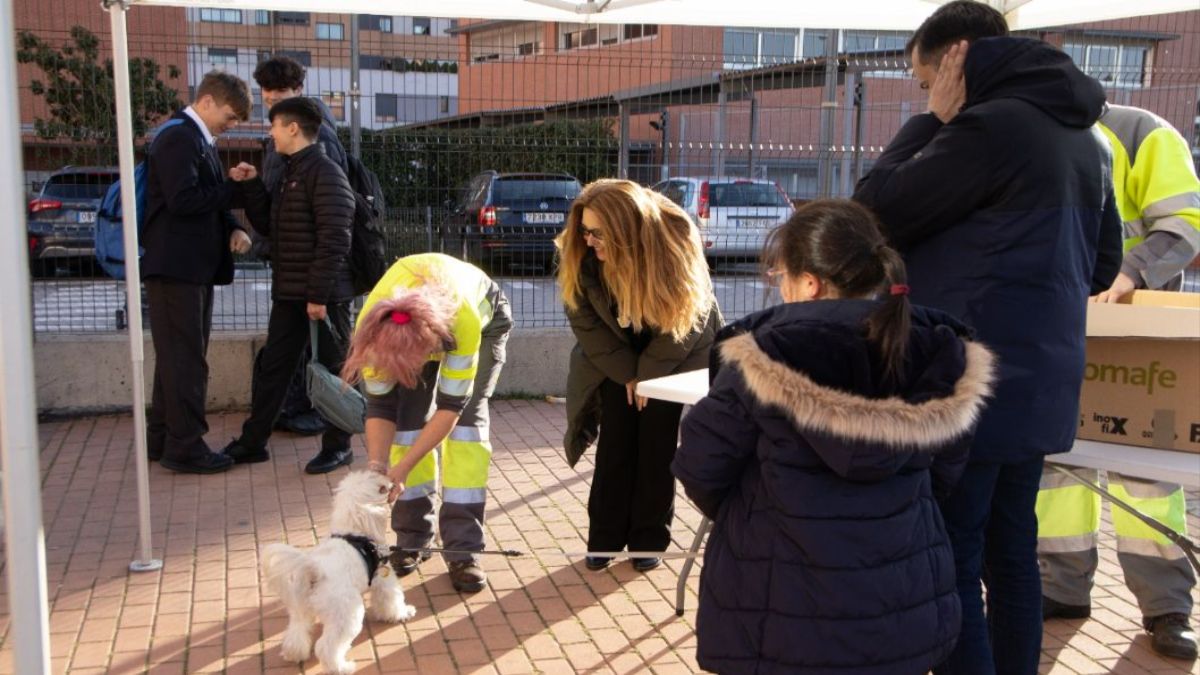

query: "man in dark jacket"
xmin=252 ymin=56 xmax=350 ymax=436
xmin=221 ymin=97 xmax=358 ymax=474
xmin=143 ymin=71 xmax=252 ymax=475
xmin=853 ymin=2 xmax=1122 ymax=673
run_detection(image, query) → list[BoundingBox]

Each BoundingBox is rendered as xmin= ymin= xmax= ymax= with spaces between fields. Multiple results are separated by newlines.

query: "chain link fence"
xmin=16 ymin=6 xmax=1200 ymax=334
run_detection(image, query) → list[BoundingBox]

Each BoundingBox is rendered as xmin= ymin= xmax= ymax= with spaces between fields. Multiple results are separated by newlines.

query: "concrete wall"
xmin=34 ymin=328 xmax=574 ymax=416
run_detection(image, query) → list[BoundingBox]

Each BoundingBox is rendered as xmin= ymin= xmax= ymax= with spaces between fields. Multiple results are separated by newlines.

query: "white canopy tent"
xmin=2 ymin=0 xmax=1195 ymax=671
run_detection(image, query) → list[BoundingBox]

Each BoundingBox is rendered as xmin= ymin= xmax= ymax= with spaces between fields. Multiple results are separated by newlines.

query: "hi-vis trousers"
xmin=1036 ymin=468 xmax=1194 ymax=618
xmin=387 ymin=320 xmax=511 ymax=564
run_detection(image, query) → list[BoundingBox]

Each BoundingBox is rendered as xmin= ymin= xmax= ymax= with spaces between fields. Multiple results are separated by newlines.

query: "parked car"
xmin=443 ymin=171 xmax=583 ymax=273
xmin=651 ymin=176 xmax=795 ymax=261
xmin=27 ymin=166 xmax=120 ymax=276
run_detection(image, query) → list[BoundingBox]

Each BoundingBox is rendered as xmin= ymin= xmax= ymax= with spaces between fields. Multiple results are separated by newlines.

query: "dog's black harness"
xmin=332 ymin=534 xmax=385 ymax=583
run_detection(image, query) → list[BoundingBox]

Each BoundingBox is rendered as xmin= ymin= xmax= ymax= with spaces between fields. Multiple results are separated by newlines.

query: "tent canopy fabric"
xmin=127 ymin=0 xmax=1199 ymax=31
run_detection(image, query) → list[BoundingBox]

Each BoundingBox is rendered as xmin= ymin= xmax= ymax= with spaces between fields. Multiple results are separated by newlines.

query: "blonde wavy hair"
xmin=555 ymin=179 xmax=714 ymax=342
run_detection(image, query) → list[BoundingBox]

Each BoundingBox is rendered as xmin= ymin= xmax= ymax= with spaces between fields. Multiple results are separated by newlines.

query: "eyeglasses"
xmin=580 ymin=225 xmax=605 ymax=242
xmin=765 ymin=267 xmax=785 ymax=287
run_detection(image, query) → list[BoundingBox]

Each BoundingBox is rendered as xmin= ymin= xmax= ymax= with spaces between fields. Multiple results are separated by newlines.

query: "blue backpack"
xmin=94 ymin=118 xmax=184 ymax=280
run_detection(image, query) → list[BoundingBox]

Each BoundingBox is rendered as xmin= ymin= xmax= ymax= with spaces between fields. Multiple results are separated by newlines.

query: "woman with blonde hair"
xmin=341 ymin=253 xmax=513 ymax=594
xmin=556 ymin=179 xmax=720 ymax=571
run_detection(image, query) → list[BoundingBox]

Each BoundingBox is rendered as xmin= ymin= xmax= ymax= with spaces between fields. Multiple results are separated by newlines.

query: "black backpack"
xmin=345 ymin=154 xmax=388 ymax=296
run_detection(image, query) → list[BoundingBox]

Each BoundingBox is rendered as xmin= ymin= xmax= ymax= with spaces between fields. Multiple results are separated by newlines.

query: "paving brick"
xmin=1 ymin=406 xmax=1194 ymax=675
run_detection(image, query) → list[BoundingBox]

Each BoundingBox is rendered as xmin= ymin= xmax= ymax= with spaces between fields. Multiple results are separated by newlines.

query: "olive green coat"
xmin=562 ymin=254 xmax=721 ymax=467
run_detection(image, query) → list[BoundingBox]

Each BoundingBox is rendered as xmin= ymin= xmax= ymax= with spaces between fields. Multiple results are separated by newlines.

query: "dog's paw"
xmin=279 ymin=642 xmax=311 ymax=663
xmin=368 ymin=603 xmax=417 ymax=623
xmin=332 ymin=659 xmax=356 ymax=675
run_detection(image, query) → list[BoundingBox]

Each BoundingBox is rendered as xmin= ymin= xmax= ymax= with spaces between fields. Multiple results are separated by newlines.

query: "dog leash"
xmin=392 ymin=546 xmax=702 ymax=560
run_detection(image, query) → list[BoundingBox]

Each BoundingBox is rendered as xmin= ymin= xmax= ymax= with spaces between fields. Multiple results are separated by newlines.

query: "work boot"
xmin=1146 ymin=613 xmax=1198 ymax=660
xmin=304 ymin=448 xmax=352 ymax=474
xmin=1042 ymin=595 xmax=1090 ymax=620
xmin=389 ymin=549 xmax=432 ymax=578
xmin=448 ymin=560 xmax=487 ymax=593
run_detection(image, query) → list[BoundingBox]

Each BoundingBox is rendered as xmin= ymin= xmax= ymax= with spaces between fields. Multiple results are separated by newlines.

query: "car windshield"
xmin=709 ymin=182 xmax=790 ymax=208
xmin=492 ymin=178 xmax=581 ymax=203
xmin=42 ymin=173 xmax=116 ymax=200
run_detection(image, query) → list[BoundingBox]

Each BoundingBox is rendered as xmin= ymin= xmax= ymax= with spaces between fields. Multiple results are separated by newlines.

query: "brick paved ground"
xmin=0 ymin=400 xmax=1196 ymax=674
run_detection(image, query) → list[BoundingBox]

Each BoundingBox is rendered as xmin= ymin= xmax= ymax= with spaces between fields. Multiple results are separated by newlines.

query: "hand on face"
xmin=925 ymin=40 xmax=968 ymax=124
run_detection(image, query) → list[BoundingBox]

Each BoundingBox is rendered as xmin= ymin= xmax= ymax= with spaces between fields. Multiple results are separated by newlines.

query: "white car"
xmin=651 ymin=176 xmax=794 ymax=260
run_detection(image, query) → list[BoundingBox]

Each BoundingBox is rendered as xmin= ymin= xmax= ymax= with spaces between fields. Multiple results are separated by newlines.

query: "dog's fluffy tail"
xmin=262 ymin=543 xmax=320 ymax=610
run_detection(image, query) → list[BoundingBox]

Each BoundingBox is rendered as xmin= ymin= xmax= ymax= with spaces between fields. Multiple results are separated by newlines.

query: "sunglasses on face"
xmin=580 ymin=225 xmax=605 ymax=242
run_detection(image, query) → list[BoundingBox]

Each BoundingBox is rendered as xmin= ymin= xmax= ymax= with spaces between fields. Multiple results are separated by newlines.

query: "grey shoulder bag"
xmin=306 ymin=319 xmax=367 ymax=434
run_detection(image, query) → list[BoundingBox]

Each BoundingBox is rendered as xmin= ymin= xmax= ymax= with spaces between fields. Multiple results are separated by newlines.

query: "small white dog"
xmin=262 ymin=470 xmax=416 ymax=674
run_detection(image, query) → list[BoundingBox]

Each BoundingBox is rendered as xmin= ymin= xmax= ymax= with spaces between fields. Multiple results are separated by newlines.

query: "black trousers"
xmin=588 ymin=378 xmax=684 ymax=553
xmin=241 ymin=300 xmax=352 ymax=452
xmin=146 ymin=278 xmax=215 ymax=462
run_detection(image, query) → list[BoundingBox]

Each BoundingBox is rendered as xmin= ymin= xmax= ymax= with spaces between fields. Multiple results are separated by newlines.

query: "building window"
xmin=199 ymin=8 xmax=242 ymax=23
xmin=359 ymin=15 xmax=392 ymax=32
xmin=563 ymin=27 xmax=598 ymax=50
xmin=251 ymin=89 xmax=264 ymax=121
xmin=254 ymin=10 xmax=270 ymax=25
xmin=761 ymin=31 xmax=796 ymax=64
xmin=321 ymin=92 xmax=345 ymax=122
xmin=801 ymin=30 xmax=830 ymax=58
xmin=439 ymin=96 xmax=450 ymax=114
xmin=842 ymin=30 xmax=908 ymax=54
xmin=274 ymin=50 xmax=311 ymax=67
xmin=376 ymin=94 xmax=398 ymax=123
xmin=412 ymin=17 xmax=431 ymax=35
xmin=1064 ymin=41 xmax=1149 ymax=87
xmin=724 ymin=29 xmax=802 ymax=67
xmin=208 ymin=47 xmax=238 ymax=65
xmin=623 ymin=24 xmax=658 ymax=40
xmin=257 ymin=49 xmax=272 ymax=63
xmin=274 ymin=12 xmax=310 ymax=26
xmin=724 ymin=30 xmax=759 ymax=66
xmin=517 ymin=41 xmax=539 ymax=56
xmin=316 ymin=23 xmax=344 ymax=40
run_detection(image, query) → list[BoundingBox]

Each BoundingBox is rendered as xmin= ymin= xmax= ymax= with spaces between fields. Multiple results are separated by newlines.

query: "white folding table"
xmin=639 ymin=368 xmax=1200 ymax=614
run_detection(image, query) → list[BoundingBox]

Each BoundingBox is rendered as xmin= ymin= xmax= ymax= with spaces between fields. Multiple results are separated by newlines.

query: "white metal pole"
xmin=0 ymin=0 xmax=53 ymax=667
xmin=107 ymin=0 xmax=162 ymax=573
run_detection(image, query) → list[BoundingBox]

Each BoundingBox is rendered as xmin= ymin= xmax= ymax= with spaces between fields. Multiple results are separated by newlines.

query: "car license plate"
xmin=524 ymin=212 xmax=564 ymax=224
xmin=77 ymin=211 xmax=96 ymax=224
xmin=734 ymin=218 xmax=773 ymax=228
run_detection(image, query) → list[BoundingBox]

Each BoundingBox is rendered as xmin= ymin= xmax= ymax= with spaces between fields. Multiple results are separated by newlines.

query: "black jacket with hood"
xmin=673 ymin=300 xmax=995 ymax=674
xmin=854 ymin=37 xmax=1123 ymax=463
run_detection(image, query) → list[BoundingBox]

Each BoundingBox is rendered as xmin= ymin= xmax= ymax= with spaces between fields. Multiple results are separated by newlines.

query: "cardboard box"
xmin=1078 ymin=291 xmax=1200 ymax=453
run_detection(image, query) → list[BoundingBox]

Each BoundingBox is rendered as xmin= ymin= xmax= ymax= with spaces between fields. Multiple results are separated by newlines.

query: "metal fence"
xmin=16 ymin=6 xmax=1200 ymax=335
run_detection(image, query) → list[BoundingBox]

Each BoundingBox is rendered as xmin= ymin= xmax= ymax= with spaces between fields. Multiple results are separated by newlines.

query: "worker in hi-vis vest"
xmin=1036 ymin=103 xmax=1200 ymax=660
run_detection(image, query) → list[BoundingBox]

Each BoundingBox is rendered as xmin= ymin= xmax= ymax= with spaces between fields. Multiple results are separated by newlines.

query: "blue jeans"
xmin=935 ymin=457 xmax=1045 ymax=675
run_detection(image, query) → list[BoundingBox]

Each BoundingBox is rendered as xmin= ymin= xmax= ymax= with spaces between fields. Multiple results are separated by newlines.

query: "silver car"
xmin=651 ymin=176 xmax=794 ymax=260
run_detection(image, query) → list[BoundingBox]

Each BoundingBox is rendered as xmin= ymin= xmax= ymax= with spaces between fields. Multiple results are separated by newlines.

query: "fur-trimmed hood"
xmin=715 ymin=300 xmax=994 ymax=476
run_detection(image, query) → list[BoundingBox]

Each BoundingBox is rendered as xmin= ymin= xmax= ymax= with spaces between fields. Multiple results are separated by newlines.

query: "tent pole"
xmin=106 ymin=0 xmax=162 ymax=574
xmin=0 ymin=0 xmax=53 ymax=667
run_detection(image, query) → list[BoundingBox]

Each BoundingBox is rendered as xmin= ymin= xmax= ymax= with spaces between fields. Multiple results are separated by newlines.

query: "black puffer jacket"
xmin=673 ymin=300 xmax=996 ymax=674
xmin=241 ymin=144 xmax=355 ymax=303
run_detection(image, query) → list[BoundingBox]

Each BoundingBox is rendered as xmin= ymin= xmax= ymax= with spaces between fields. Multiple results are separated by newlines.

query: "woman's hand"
xmin=386 ymin=463 xmax=410 ymax=502
xmin=626 ymin=380 xmax=649 ymax=411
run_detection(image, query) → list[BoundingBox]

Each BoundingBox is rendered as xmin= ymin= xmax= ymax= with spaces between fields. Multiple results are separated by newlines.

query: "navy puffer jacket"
xmin=672 ymin=300 xmax=995 ymax=674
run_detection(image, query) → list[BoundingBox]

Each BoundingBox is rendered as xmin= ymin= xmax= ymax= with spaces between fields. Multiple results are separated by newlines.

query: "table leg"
xmin=676 ymin=516 xmax=711 ymax=616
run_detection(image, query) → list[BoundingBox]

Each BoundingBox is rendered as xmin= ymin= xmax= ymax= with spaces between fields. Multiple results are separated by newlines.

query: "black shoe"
xmin=389 ymin=549 xmax=432 ymax=578
xmin=158 ymin=452 xmax=234 ymax=474
xmin=221 ymin=438 xmax=269 ymax=464
xmin=274 ymin=411 xmax=327 ymax=436
xmin=147 ymin=446 xmax=163 ymax=462
xmin=585 ymin=556 xmax=612 ymax=571
xmin=1146 ymin=613 xmax=1198 ymax=660
xmin=304 ymin=448 xmax=352 ymax=474
xmin=1042 ymin=595 xmax=1090 ymax=620
xmin=632 ymin=557 xmax=662 ymax=572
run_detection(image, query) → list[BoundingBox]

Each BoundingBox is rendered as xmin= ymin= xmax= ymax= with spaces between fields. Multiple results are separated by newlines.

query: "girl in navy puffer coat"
xmin=672 ymin=200 xmax=995 ymax=674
